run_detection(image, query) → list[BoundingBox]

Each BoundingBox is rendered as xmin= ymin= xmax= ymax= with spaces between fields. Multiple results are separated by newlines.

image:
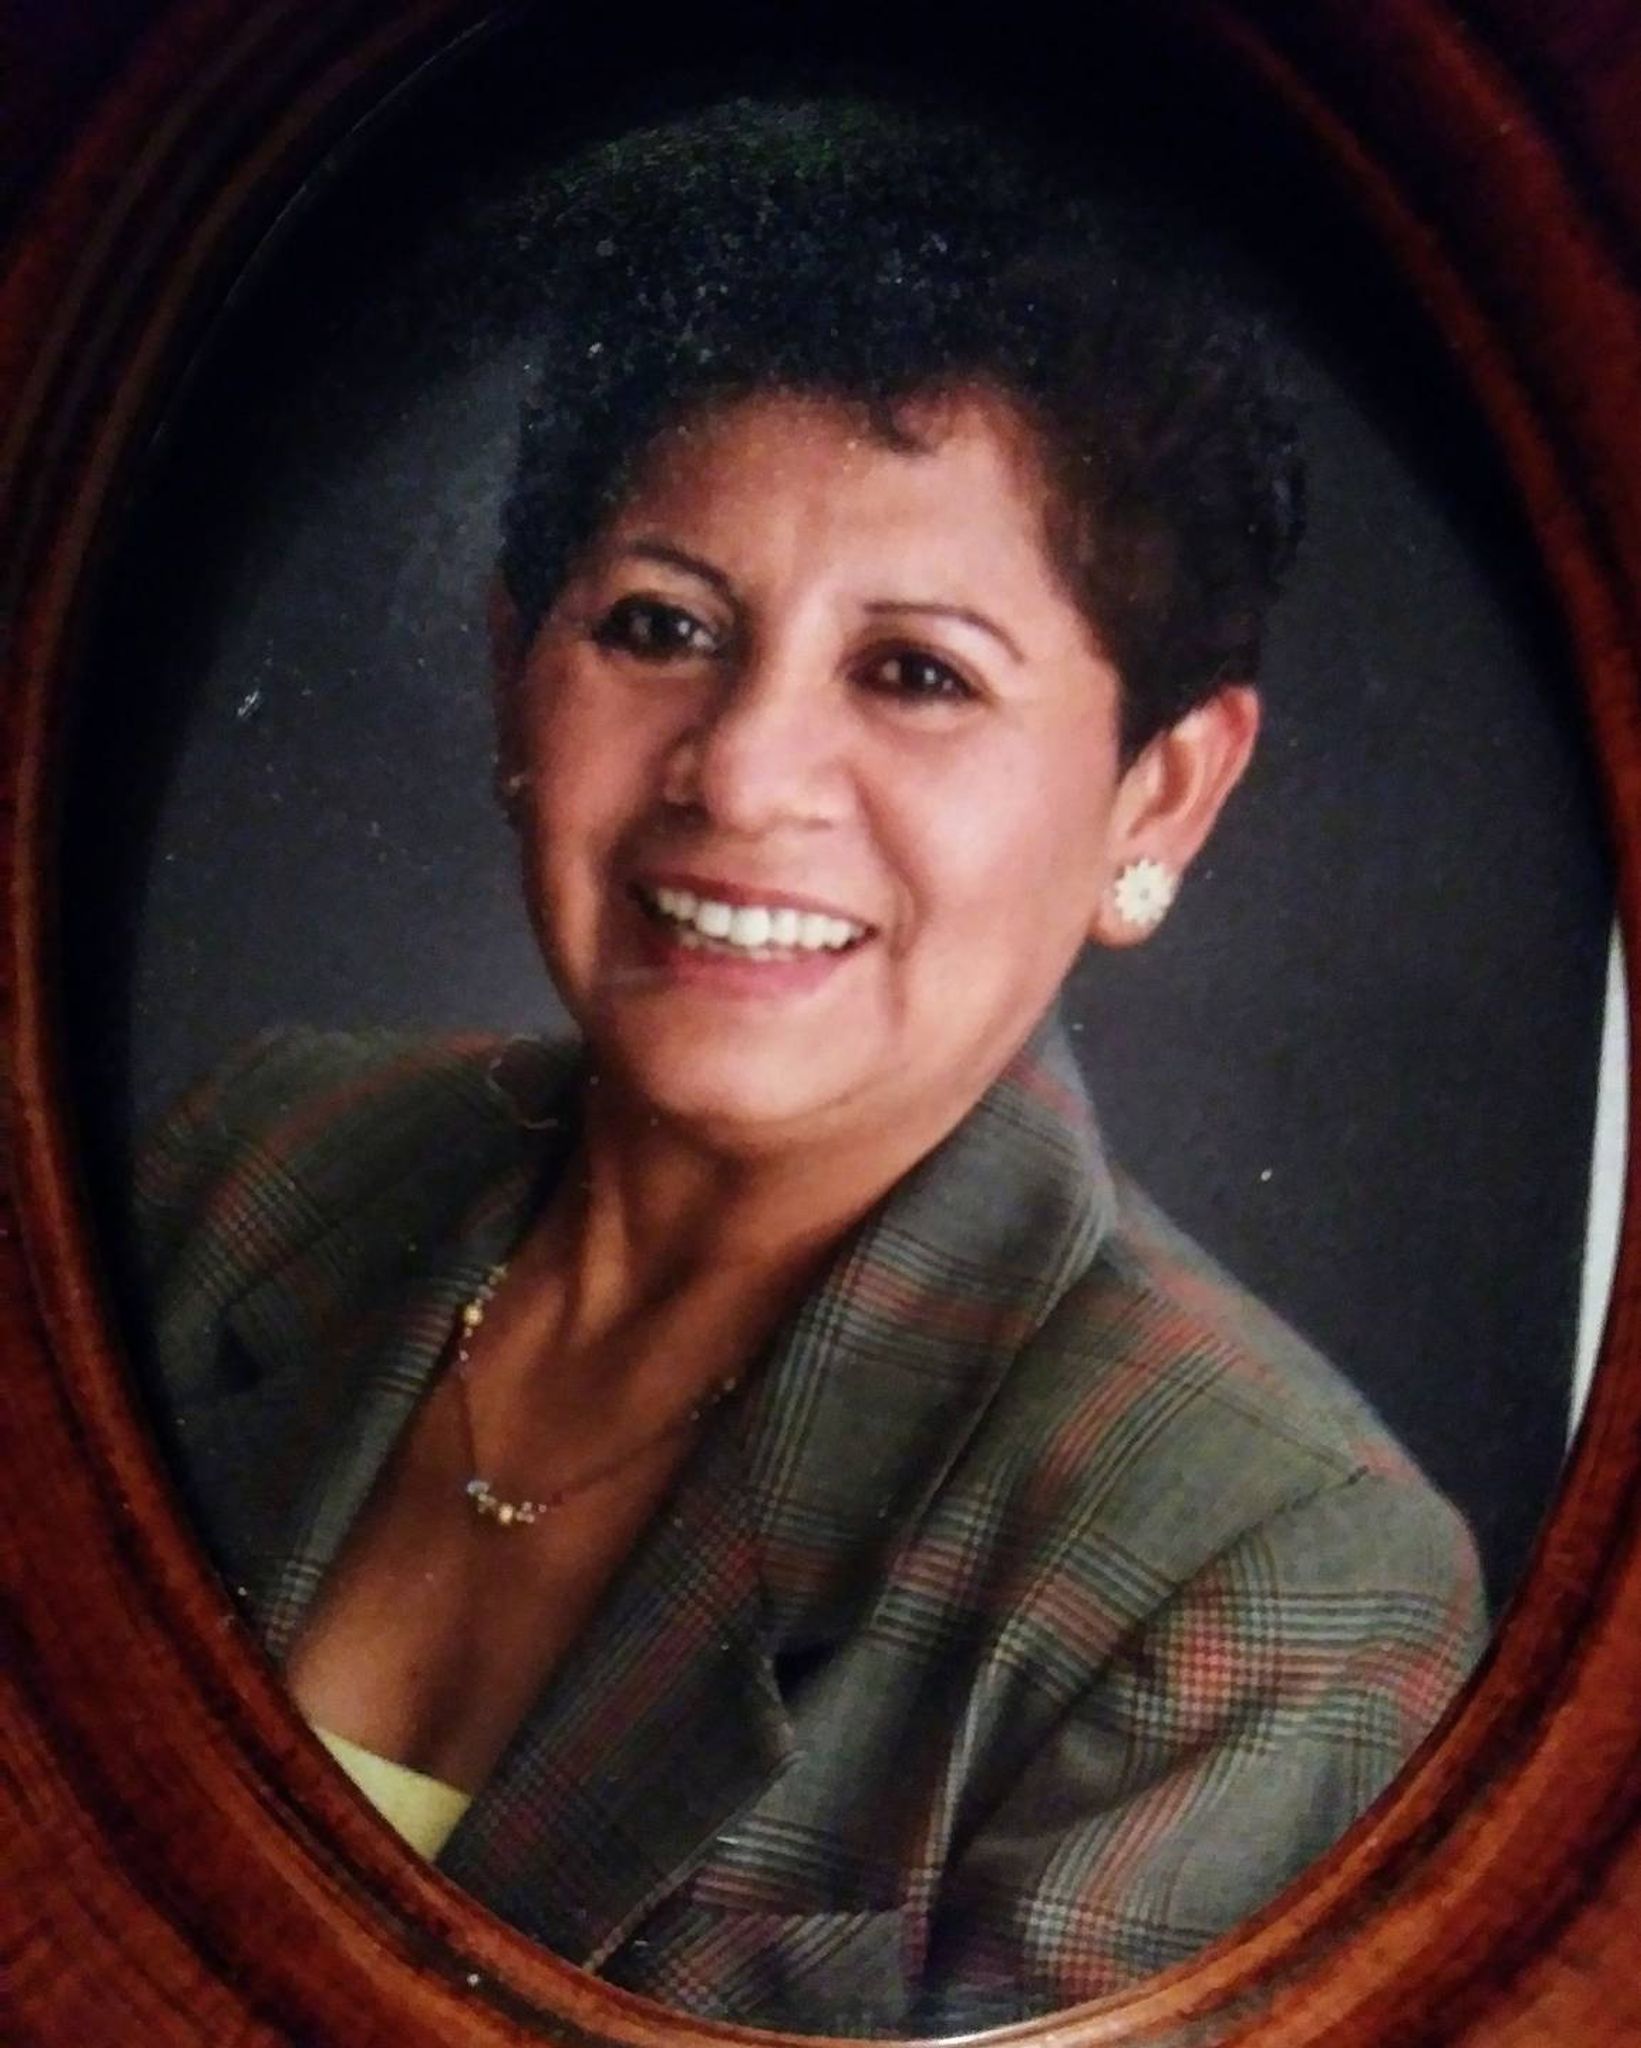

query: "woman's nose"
xmin=662 ymin=654 xmax=849 ymax=834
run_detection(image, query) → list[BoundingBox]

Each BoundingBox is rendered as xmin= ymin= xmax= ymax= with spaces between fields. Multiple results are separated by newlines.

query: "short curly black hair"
xmin=499 ymin=98 xmax=1305 ymax=757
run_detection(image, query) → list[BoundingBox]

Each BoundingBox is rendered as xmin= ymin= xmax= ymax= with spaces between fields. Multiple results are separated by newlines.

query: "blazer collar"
xmin=237 ymin=1013 xmax=1114 ymax=1963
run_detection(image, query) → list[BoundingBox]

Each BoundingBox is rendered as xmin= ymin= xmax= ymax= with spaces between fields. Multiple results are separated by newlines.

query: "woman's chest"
xmin=281 ymin=1373 xmax=692 ymax=1788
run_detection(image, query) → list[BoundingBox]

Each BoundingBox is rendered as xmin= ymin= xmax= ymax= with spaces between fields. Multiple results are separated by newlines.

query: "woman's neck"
xmin=530 ymin=1066 xmax=955 ymax=1356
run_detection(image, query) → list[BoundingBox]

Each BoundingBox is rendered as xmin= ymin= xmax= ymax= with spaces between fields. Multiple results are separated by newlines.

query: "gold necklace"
xmin=451 ymin=1262 xmax=740 ymax=1528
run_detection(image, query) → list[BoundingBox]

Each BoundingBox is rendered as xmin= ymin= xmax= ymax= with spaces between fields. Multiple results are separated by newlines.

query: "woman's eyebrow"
xmin=613 ymin=545 xmax=1023 ymax=663
xmin=619 ymin=538 xmax=735 ymax=602
xmin=862 ymin=599 xmax=1023 ymax=663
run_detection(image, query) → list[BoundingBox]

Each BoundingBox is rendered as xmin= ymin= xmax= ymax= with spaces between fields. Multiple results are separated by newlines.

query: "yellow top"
xmin=313 ymin=1724 xmax=473 ymax=1860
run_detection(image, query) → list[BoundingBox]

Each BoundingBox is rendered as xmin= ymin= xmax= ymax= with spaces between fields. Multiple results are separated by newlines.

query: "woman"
xmin=136 ymin=101 xmax=1485 ymax=2036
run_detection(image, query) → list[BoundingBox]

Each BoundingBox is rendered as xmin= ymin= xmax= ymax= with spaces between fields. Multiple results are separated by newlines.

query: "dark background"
xmin=59 ymin=5 xmax=1612 ymax=1616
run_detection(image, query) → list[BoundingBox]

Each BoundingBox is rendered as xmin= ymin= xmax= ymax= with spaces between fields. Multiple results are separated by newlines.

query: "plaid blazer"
xmin=134 ymin=1021 xmax=1486 ymax=2036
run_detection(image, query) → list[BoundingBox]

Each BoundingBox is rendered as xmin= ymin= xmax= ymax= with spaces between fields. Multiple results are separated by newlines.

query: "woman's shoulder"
xmin=132 ymin=1025 xmax=578 ymax=1277
xmin=148 ymin=1022 xmax=569 ymax=1136
xmin=981 ymin=1165 xmax=1483 ymax=1612
xmin=1108 ymin=1172 xmax=1413 ymax=1463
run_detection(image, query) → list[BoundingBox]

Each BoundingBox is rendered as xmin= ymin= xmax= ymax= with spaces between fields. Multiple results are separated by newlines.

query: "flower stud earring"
xmin=1110 ymin=857 xmax=1178 ymax=934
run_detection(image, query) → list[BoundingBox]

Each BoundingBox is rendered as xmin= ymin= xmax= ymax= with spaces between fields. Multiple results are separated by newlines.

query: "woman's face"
xmin=508 ymin=388 xmax=1170 ymax=1159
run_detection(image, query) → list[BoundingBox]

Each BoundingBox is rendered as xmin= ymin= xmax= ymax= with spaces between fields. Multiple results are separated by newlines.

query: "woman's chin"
xmin=588 ymin=1017 xmax=870 ymax=1152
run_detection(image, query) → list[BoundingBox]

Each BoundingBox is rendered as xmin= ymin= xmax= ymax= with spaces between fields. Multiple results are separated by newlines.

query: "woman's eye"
xmin=592 ymin=594 xmax=718 ymax=660
xmin=869 ymin=649 xmax=978 ymax=706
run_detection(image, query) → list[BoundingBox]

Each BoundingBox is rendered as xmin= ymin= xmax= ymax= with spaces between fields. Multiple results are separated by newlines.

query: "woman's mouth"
xmin=633 ymin=883 xmax=871 ymax=963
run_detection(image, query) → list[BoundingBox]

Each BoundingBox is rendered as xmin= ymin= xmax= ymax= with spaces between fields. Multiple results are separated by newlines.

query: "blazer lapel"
xmin=741 ymin=1013 xmax=1116 ymax=1655
xmin=438 ymin=1407 xmax=796 ymax=1967
xmin=215 ymin=1042 xmax=581 ymax=1658
xmin=244 ymin=1180 xmax=534 ymax=1662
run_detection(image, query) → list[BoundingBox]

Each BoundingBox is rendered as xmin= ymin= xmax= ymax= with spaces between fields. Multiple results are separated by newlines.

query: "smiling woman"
xmin=503 ymin=386 xmax=1256 ymax=1155
xmin=123 ymin=98 xmax=1492 ymax=2036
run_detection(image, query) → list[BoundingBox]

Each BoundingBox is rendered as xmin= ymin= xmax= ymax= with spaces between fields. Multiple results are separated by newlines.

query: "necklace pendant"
xmin=465 ymin=1476 xmax=540 ymax=1528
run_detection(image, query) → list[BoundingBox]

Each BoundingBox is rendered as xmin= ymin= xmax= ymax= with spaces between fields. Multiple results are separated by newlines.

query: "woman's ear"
xmin=1088 ymin=685 xmax=1261 ymax=948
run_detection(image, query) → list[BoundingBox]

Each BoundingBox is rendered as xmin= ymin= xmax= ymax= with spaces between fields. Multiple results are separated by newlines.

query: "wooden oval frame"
xmin=6 ymin=2 xmax=1641 ymax=2043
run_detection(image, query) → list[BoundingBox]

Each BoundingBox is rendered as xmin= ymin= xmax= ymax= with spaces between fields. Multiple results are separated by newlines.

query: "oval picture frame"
xmin=4 ymin=3 xmax=1641 ymax=2045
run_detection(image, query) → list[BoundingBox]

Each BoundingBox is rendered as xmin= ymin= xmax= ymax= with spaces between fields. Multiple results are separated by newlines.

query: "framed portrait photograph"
xmin=5 ymin=3 xmax=1641 ymax=2046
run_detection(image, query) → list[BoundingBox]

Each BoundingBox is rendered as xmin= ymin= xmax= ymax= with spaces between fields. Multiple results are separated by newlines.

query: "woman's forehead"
xmin=598 ymin=386 xmax=1063 ymax=588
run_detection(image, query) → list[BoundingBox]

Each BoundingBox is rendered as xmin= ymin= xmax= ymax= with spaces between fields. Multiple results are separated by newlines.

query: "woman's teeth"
xmin=644 ymin=885 xmax=866 ymax=957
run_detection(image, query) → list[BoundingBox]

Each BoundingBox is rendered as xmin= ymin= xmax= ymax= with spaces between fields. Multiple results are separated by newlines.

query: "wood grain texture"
xmin=3 ymin=2 xmax=1640 ymax=2042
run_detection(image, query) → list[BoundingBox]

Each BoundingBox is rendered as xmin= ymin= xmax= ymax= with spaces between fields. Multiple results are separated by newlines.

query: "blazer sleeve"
xmin=913 ymin=1462 xmax=1486 ymax=2030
